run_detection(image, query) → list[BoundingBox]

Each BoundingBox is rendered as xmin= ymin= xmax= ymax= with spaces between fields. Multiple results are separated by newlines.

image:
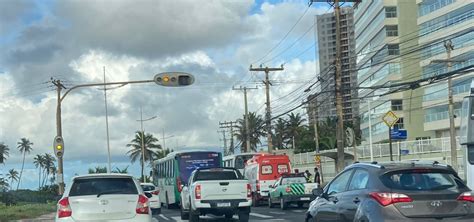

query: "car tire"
xmin=268 ymin=198 xmax=275 ymax=208
xmin=280 ymin=197 xmax=287 ymax=210
xmin=152 ymin=208 xmax=161 ymax=215
xmin=189 ymin=208 xmax=200 ymax=222
xmin=238 ymin=212 xmax=250 ymax=222
xmin=181 ymin=205 xmax=189 ymax=220
xmin=225 ymin=213 xmax=233 ymax=219
xmin=252 ymin=193 xmax=259 ymax=207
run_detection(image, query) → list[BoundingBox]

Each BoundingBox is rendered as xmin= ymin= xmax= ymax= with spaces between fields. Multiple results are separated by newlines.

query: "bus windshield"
xmin=178 ymin=152 xmax=221 ymax=184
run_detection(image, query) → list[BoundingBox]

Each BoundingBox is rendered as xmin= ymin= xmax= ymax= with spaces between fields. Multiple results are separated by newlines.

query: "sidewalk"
xmin=14 ymin=212 xmax=55 ymax=222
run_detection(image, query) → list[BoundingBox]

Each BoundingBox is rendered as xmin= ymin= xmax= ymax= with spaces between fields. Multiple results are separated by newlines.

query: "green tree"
xmin=33 ymin=154 xmax=45 ymax=190
xmin=273 ymin=118 xmax=288 ymax=150
xmin=286 ymin=113 xmax=306 ymax=149
xmin=0 ymin=142 xmax=9 ymax=164
xmin=112 ymin=166 xmax=129 ymax=174
xmin=42 ymin=153 xmax=56 ymax=187
xmin=0 ymin=177 xmax=8 ymax=192
xmin=6 ymin=169 xmax=19 ymax=190
xmin=17 ymin=138 xmax=33 ymax=190
xmin=235 ymin=112 xmax=266 ymax=152
xmin=126 ymin=131 xmax=161 ymax=180
xmin=88 ymin=166 xmax=108 ymax=174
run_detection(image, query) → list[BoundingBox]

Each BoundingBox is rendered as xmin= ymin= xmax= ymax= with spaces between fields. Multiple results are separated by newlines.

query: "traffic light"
xmin=53 ymin=136 xmax=64 ymax=157
xmin=154 ymin=72 xmax=195 ymax=87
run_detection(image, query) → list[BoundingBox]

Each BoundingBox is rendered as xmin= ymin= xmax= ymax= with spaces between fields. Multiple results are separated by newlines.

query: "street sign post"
xmin=382 ymin=111 xmax=399 ymax=161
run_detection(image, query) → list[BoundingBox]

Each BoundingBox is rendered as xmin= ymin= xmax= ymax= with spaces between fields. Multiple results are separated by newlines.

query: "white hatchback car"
xmin=55 ymin=174 xmax=152 ymax=222
xmin=140 ymin=183 xmax=161 ymax=214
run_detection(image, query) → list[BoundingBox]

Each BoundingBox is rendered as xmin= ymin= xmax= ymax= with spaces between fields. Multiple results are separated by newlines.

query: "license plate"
xmin=217 ymin=202 xmax=231 ymax=207
xmin=300 ymin=197 xmax=310 ymax=201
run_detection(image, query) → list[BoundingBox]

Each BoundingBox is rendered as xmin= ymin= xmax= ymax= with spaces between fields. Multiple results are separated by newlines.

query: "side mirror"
xmin=144 ymin=192 xmax=153 ymax=198
xmin=312 ymin=188 xmax=323 ymax=197
xmin=269 ymin=185 xmax=274 ymax=189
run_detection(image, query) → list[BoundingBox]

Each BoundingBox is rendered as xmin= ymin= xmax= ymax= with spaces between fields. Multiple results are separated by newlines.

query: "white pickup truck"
xmin=180 ymin=167 xmax=252 ymax=222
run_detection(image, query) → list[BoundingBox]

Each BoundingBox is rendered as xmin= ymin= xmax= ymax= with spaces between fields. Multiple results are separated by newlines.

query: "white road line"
xmin=152 ymin=218 xmax=160 ymax=222
xmin=250 ymin=212 xmax=273 ymax=218
xmin=159 ymin=214 xmax=170 ymax=221
xmin=267 ymin=219 xmax=285 ymax=221
xmin=292 ymin=210 xmax=305 ymax=213
xmin=269 ymin=211 xmax=286 ymax=215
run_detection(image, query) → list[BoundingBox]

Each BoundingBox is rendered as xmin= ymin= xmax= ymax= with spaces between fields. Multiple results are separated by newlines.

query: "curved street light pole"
xmin=137 ymin=107 xmax=157 ymax=183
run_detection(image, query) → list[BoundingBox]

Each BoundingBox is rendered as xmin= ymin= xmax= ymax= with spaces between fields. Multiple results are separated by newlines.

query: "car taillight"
xmin=369 ymin=192 xmax=412 ymax=206
xmin=247 ymin=183 xmax=251 ymax=198
xmin=152 ymin=190 xmax=160 ymax=195
xmin=177 ymin=178 xmax=183 ymax=192
xmin=457 ymin=192 xmax=474 ymax=202
xmin=136 ymin=194 xmax=150 ymax=214
xmin=285 ymin=186 xmax=291 ymax=193
xmin=195 ymin=185 xmax=202 ymax=199
xmin=57 ymin=197 xmax=72 ymax=218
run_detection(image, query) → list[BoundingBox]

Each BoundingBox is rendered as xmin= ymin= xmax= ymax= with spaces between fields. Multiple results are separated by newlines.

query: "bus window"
xmin=261 ymin=165 xmax=273 ymax=175
xmin=468 ymin=145 xmax=474 ymax=164
xmin=235 ymin=157 xmax=245 ymax=169
xmin=178 ymin=152 xmax=221 ymax=183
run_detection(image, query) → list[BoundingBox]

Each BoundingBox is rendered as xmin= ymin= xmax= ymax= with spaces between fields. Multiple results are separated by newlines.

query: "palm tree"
xmin=42 ymin=153 xmax=56 ymax=187
xmin=88 ymin=166 xmax=107 ymax=174
xmin=6 ymin=169 xmax=19 ymax=190
xmin=33 ymin=154 xmax=45 ymax=190
xmin=286 ymin=113 xmax=306 ymax=149
xmin=235 ymin=112 xmax=266 ymax=152
xmin=126 ymin=131 xmax=161 ymax=180
xmin=0 ymin=177 xmax=9 ymax=192
xmin=112 ymin=166 xmax=129 ymax=174
xmin=273 ymin=118 xmax=288 ymax=150
xmin=0 ymin=143 xmax=9 ymax=164
xmin=17 ymin=138 xmax=33 ymax=190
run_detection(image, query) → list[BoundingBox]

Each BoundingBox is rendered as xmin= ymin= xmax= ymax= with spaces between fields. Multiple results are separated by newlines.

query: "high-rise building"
xmin=417 ymin=0 xmax=473 ymax=138
xmin=312 ymin=7 xmax=358 ymax=126
xmin=354 ymin=0 xmax=432 ymax=143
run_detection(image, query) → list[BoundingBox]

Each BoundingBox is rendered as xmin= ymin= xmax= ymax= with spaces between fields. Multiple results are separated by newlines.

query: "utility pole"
xmin=217 ymin=130 xmax=228 ymax=155
xmin=137 ymin=107 xmax=157 ymax=183
xmin=431 ymin=40 xmax=466 ymax=171
xmin=249 ymin=65 xmax=284 ymax=153
xmin=233 ymin=86 xmax=258 ymax=153
xmin=310 ymin=0 xmax=361 ymax=172
xmin=219 ymin=121 xmax=237 ymax=155
xmin=52 ymin=79 xmax=66 ymax=195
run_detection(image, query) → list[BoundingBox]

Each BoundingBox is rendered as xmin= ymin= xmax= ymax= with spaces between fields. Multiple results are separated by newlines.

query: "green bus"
xmin=153 ymin=150 xmax=222 ymax=208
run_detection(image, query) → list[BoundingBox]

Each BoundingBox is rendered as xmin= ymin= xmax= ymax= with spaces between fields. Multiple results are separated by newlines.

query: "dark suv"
xmin=306 ymin=161 xmax=474 ymax=222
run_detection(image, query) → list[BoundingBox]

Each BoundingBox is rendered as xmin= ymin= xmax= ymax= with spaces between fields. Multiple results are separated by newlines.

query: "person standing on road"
xmin=314 ymin=167 xmax=321 ymax=184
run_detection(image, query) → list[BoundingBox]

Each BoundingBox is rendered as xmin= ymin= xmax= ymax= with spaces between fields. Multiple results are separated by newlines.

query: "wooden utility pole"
xmin=51 ymin=79 xmax=66 ymax=195
xmin=310 ymin=0 xmax=360 ymax=172
xmin=219 ymin=121 xmax=237 ymax=155
xmin=233 ymin=86 xmax=258 ymax=153
xmin=217 ymin=130 xmax=228 ymax=155
xmin=249 ymin=65 xmax=284 ymax=153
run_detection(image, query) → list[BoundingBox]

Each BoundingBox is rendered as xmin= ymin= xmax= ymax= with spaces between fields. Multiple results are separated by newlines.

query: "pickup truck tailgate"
xmin=199 ymin=180 xmax=248 ymax=200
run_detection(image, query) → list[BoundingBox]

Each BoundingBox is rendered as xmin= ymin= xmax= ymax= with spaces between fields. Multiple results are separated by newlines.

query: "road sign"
xmin=401 ymin=149 xmax=409 ymax=155
xmin=154 ymin=72 xmax=194 ymax=87
xmin=391 ymin=129 xmax=407 ymax=140
xmin=314 ymin=155 xmax=321 ymax=163
xmin=382 ymin=111 xmax=399 ymax=127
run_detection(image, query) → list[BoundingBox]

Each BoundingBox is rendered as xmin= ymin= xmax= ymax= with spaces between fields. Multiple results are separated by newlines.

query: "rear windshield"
xmin=69 ymin=178 xmax=138 ymax=196
xmin=380 ymin=169 xmax=466 ymax=191
xmin=194 ymin=169 xmax=242 ymax=181
xmin=141 ymin=185 xmax=155 ymax=191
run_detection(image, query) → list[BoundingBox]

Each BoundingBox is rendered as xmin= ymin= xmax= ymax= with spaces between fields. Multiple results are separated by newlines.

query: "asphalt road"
xmin=154 ymin=204 xmax=308 ymax=222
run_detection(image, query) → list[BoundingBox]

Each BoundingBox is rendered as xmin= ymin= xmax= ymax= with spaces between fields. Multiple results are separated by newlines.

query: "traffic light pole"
xmin=52 ymin=78 xmax=156 ymax=195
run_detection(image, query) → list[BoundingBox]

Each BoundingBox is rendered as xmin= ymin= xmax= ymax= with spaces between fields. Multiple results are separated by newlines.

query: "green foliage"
xmin=0 ymin=143 xmax=9 ymax=164
xmin=17 ymin=138 xmax=34 ymax=190
xmin=235 ymin=112 xmax=266 ymax=153
xmin=0 ymin=189 xmax=59 ymax=205
xmin=88 ymin=166 xmax=108 ymax=174
xmin=112 ymin=166 xmax=129 ymax=174
xmin=0 ymin=202 xmax=56 ymax=221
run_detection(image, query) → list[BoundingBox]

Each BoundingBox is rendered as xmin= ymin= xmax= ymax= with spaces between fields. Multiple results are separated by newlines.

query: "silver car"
xmin=55 ymin=174 xmax=152 ymax=222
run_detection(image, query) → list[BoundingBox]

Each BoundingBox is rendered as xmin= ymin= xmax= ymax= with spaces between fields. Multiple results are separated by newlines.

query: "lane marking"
xmin=269 ymin=211 xmax=286 ymax=215
xmin=292 ymin=210 xmax=305 ymax=213
xmin=171 ymin=216 xmax=185 ymax=222
xmin=159 ymin=214 xmax=170 ymax=221
xmin=152 ymin=218 xmax=159 ymax=222
xmin=267 ymin=219 xmax=285 ymax=221
xmin=250 ymin=212 xmax=273 ymax=218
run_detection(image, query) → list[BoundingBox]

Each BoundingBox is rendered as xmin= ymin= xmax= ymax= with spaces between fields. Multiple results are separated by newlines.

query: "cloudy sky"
xmin=0 ymin=0 xmax=330 ymax=190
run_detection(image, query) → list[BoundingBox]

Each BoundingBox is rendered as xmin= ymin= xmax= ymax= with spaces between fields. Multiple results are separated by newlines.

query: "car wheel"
xmin=189 ymin=208 xmax=200 ymax=222
xmin=252 ymin=193 xmax=259 ymax=207
xmin=280 ymin=197 xmax=287 ymax=210
xmin=238 ymin=212 xmax=250 ymax=222
xmin=181 ymin=204 xmax=189 ymax=220
xmin=268 ymin=197 xmax=275 ymax=208
xmin=225 ymin=213 xmax=233 ymax=219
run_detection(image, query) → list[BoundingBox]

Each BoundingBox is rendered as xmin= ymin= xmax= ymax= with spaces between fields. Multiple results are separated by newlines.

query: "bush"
xmin=0 ymin=188 xmax=59 ymax=205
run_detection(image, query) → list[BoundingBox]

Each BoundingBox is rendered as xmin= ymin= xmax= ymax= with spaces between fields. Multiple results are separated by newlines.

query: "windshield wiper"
xmin=97 ymin=190 xmax=122 ymax=198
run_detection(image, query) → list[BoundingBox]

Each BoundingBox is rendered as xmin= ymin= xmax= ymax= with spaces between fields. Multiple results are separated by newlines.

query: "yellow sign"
xmin=314 ymin=155 xmax=321 ymax=163
xmin=382 ymin=111 xmax=399 ymax=127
